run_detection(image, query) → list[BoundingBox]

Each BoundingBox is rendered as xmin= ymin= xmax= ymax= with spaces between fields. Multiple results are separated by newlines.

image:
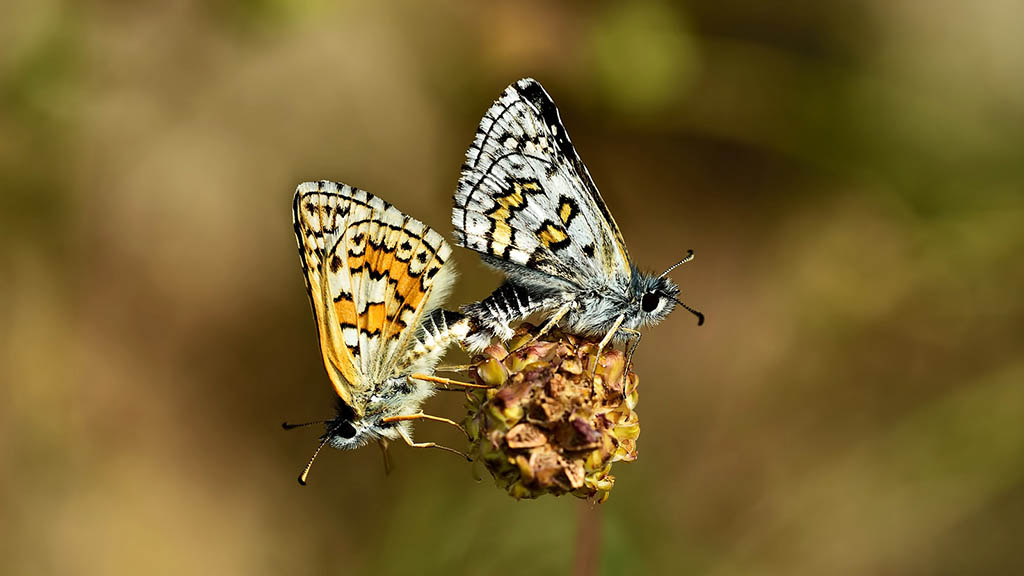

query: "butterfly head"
xmin=322 ymin=400 xmax=394 ymax=451
xmin=633 ymin=272 xmax=681 ymax=327
xmin=323 ymin=414 xmax=365 ymax=450
xmin=631 ymin=250 xmax=704 ymax=328
xmin=284 ymin=401 xmax=390 ymax=485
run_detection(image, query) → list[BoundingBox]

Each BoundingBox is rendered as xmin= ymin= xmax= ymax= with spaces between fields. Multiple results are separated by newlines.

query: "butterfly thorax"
xmin=554 ymin=268 xmax=676 ymax=336
xmin=563 ymin=285 xmax=631 ymax=335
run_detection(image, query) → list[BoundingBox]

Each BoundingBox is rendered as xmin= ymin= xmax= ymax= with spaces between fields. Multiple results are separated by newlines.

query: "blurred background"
xmin=3 ymin=1 xmax=1023 ymax=574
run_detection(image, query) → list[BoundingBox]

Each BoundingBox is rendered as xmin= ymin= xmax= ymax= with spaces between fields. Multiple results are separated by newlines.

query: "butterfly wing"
xmin=294 ymin=183 xmax=364 ymax=408
xmin=453 ymin=78 xmax=633 ymax=290
xmin=294 ymin=181 xmax=456 ymax=413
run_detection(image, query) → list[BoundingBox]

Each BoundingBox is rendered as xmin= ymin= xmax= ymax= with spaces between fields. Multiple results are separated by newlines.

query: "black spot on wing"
xmin=513 ymin=80 xmax=624 ymax=258
xmin=367 ymin=268 xmax=389 ymax=281
xmin=514 ymin=79 xmax=573 ymax=153
xmin=551 ymin=238 xmax=572 ymax=251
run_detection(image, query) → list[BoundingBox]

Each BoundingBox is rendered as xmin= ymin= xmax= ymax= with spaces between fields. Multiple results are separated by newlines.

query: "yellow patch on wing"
xmin=485 ymin=180 xmax=541 ymax=256
xmin=310 ymin=251 xmax=360 ymax=409
xmin=538 ymin=222 xmax=569 ymax=248
xmin=364 ymin=302 xmax=387 ymax=335
xmin=332 ymin=294 xmax=359 ymax=328
xmin=558 ymin=198 xmax=577 ymax=225
xmin=491 ymin=220 xmax=513 ymax=250
xmin=318 ymin=288 xmax=360 ymax=408
xmin=394 ymin=270 xmax=429 ymax=318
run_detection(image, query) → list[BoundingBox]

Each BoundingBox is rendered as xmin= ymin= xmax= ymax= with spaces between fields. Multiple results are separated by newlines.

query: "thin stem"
xmin=573 ymin=500 xmax=601 ymax=576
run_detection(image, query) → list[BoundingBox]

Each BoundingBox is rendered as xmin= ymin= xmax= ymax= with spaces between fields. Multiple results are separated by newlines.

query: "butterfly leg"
xmin=434 ymin=364 xmax=474 ymax=373
xmin=505 ymin=297 xmax=577 ymax=356
xmin=534 ymin=301 xmax=573 ymax=340
xmin=590 ymin=314 xmax=626 ymax=377
xmin=382 ymin=411 xmax=469 ymax=438
xmin=393 ymin=424 xmax=471 ymax=461
xmin=620 ymin=327 xmax=642 ymax=369
xmin=408 ymin=373 xmax=493 ymax=391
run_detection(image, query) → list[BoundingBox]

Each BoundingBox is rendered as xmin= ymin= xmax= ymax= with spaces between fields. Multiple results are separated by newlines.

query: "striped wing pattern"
xmin=293 ymin=181 xmax=453 ymax=413
xmin=452 ymin=78 xmax=633 ymax=288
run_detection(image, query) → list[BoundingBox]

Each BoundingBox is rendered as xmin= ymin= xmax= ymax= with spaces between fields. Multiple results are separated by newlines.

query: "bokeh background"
xmin=3 ymin=1 xmax=1023 ymax=574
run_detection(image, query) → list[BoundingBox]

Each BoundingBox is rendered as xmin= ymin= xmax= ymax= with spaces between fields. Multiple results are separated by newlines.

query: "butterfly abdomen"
xmin=404 ymin=308 xmax=471 ymax=373
xmin=461 ymin=282 xmax=559 ymax=351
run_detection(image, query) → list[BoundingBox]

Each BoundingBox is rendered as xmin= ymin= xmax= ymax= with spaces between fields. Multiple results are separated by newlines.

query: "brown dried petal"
xmin=465 ymin=323 xmax=641 ymax=502
xmin=506 ymin=423 xmax=547 ymax=449
xmin=563 ymin=459 xmax=586 ymax=489
xmin=537 ymin=397 xmax=569 ymax=422
xmin=571 ymin=417 xmax=603 ymax=446
xmin=529 ymin=450 xmax=563 ymax=487
xmin=493 ymin=376 xmax=532 ymax=417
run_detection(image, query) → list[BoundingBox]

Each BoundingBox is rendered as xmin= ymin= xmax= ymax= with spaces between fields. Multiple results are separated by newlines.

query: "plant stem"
xmin=573 ymin=500 xmax=601 ymax=576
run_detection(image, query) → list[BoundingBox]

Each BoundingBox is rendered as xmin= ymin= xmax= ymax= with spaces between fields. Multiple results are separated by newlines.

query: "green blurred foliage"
xmin=1 ymin=1 xmax=1022 ymax=575
xmin=590 ymin=2 xmax=699 ymax=114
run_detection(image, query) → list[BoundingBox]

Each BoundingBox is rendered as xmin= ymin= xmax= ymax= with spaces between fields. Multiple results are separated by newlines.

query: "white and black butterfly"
xmin=452 ymin=78 xmax=703 ymax=354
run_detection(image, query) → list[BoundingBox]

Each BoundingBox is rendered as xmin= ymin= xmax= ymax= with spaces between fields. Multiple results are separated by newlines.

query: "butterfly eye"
xmin=641 ymin=292 xmax=661 ymax=313
xmin=335 ymin=422 xmax=357 ymax=439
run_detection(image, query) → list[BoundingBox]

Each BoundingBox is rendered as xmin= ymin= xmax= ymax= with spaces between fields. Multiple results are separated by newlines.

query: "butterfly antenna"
xmin=297 ymin=434 xmax=332 ymax=486
xmin=673 ymin=296 xmax=705 ymax=326
xmin=281 ymin=419 xmax=328 ymax=430
xmin=658 ymin=250 xmax=695 ymax=279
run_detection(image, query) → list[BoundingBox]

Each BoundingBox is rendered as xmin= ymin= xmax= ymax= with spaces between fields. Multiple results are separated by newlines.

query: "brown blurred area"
xmin=3 ymin=1 xmax=1023 ymax=574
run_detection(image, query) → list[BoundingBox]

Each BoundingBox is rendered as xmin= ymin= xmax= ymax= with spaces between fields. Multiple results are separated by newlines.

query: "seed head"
xmin=464 ymin=324 xmax=640 ymax=503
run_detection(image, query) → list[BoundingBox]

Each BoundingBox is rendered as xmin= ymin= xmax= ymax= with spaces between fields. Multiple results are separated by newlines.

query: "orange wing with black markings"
xmin=293 ymin=181 xmax=456 ymax=414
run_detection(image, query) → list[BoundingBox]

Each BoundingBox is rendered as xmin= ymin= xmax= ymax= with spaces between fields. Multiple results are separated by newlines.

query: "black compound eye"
xmin=641 ymin=292 xmax=661 ymax=313
xmin=334 ymin=422 xmax=357 ymax=439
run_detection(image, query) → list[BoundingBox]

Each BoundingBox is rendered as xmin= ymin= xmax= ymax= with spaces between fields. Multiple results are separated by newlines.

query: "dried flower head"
xmin=464 ymin=323 xmax=640 ymax=503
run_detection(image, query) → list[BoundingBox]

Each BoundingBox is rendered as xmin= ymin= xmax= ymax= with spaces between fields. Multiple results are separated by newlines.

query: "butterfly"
xmin=452 ymin=78 xmax=703 ymax=356
xmin=286 ymin=180 xmax=472 ymax=484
